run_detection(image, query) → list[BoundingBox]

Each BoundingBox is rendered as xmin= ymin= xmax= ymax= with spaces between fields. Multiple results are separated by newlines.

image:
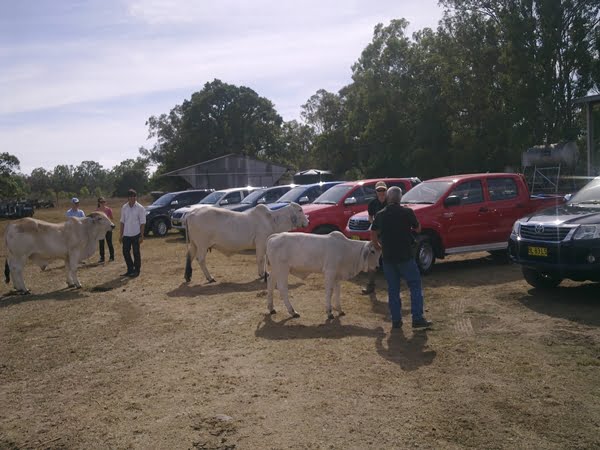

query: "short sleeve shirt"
xmin=367 ymin=197 xmax=387 ymax=219
xmin=120 ymin=202 xmax=146 ymax=237
xmin=96 ymin=206 xmax=114 ymax=220
xmin=66 ymin=208 xmax=85 ymax=218
xmin=371 ymin=204 xmax=420 ymax=263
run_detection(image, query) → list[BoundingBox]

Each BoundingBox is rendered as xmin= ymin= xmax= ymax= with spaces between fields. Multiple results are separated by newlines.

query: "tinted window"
xmin=264 ymin=187 xmax=290 ymax=203
xmin=305 ymin=186 xmax=322 ymax=202
xmin=487 ymin=178 xmax=518 ymax=201
xmin=450 ymin=180 xmax=484 ymax=204
xmin=199 ymin=191 xmax=226 ymax=204
xmin=151 ymin=193 xmax=177 ymax=206
xmin=314 ymin=185 xmax=354 ymax=204
xmin=223 ymin=191 xmax=242 ymax=204
xmin=241 ymin=189 xmax=267 ymax=204
xmin=351 ymin=185 xmax=377 ymax=204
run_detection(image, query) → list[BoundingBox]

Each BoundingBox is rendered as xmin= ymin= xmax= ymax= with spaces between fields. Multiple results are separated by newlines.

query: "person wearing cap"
xmin=361 ymin=180 xmax=388 ymax=294
xmin=66 ymin=197 xmax=85 ymax=218
xmin=371 ymin=186 xmax=432 ymax=329
xmin=96 ymin=197 xmax=115 ymax=263
xmin=119 ymin=189 xmax=146 ymax=278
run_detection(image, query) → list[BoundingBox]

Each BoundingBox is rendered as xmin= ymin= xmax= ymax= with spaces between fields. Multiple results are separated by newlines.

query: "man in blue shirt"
xmin=66 ymin=197 xmax=85 ymax=218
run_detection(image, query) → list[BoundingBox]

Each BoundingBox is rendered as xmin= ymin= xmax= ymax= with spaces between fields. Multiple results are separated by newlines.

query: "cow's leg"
xmin=275 ymin=269 xmax=299 ymax=318
xmin=9 ymin=257 xmax=29 ymax=294
xmin=266 ymin=269 xmax=276 ymax=314
xmin=333 ymin=281 xmax=345 ymax=316
xmin=184 ymin=240 xmax=197 ymax=282
xmin=256 ymin=244 xmax=266 ymax=279
xmin=324 ymin=273 xmax=335 ymax=319
xmin=65 ymin=253 xmax=81 ymax=288
xmin=197 ymin=248 xmax=215 ymax=283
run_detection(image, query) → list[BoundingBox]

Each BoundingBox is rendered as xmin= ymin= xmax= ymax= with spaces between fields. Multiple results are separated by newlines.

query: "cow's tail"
xmin=4 ymin=259 xmax=10 ymax=284
xmin=184 ymin=219 xmax=196 ymax=283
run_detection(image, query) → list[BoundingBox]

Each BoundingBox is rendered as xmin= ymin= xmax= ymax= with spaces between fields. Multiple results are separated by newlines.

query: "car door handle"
xmin=479 ymin=207 xmax=489 ymax=212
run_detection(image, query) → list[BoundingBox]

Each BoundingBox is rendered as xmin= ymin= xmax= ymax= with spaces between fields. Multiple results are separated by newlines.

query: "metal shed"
xmin=163 ymin=154 xmax=289 ymax=190
xmin=573 ymin=94 xmax=600 ymax=176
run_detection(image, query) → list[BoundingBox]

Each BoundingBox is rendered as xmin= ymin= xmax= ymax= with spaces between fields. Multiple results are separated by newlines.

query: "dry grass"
xmin=0 ymin=200 xmax=599 ymax=449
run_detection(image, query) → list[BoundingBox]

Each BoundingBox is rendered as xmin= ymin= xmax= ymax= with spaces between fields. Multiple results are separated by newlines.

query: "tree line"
xmin=2 ymin=0 xmax=599 ymax=199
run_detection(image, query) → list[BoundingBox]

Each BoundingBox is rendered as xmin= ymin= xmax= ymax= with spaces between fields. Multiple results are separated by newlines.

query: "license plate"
xmin=350 ymin=235 xmax=360 ymax=240
xmin=528 ymin=246 xmax=548 ymax=257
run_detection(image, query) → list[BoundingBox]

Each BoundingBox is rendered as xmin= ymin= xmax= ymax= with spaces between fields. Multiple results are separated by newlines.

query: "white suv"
xmin=170 ymin=186 xmax=260 ymax=231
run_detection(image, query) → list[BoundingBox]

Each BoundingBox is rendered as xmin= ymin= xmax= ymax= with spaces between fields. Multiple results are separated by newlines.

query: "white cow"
xmin=184 ymin=203 xmax=309 ymax=283
xmin=265 ymin=231 xmax=381 ymax=319
xmin=4 ymin=212 xmax=115 ymax=293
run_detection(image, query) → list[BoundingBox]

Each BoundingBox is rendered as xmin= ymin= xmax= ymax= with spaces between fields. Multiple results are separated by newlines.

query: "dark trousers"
xmin=99 ymin=231 xmax=114 ymax=260
xmin=122 ymin=234 xmax=141 ymax=274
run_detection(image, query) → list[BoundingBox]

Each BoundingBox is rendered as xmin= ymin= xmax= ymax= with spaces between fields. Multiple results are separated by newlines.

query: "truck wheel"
xmin=313 ymin=225 xmax=336 ymax=235
xmin=522 ymin=267 xmax=562 ymax=289
xmin=416 ymin=236 xmax=435 ymax=274
xmin=153 ymin=219 xmax=168 ymax=237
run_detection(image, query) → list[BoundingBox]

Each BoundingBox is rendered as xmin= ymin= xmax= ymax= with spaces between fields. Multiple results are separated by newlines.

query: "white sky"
xmin=0 ymin=0 xmax=444 ymax=174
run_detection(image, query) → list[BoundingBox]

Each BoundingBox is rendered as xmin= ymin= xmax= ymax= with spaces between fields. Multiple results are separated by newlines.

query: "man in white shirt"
xmin=119 ymin=189 xmax=146 ymax=277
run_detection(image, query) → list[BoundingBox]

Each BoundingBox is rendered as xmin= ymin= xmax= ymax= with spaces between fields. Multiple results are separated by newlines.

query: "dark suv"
xmin=144 ymin=189 xmax=213 ymax=236
xmin=508 ymin=175 xmax=600 ymax=288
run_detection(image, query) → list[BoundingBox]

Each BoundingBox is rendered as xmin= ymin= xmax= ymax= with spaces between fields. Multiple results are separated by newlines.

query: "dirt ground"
xmin=1 ymin=199 xmax=599 ymax=450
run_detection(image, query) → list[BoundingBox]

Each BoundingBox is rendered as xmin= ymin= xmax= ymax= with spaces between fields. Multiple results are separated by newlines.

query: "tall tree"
xmin=0 ymin=152 xmax=26 ymax=199
xmin=144 ymin=79 xmax=284 ymax=174
xmin=111 ymin=158 xmax=149 ymax=197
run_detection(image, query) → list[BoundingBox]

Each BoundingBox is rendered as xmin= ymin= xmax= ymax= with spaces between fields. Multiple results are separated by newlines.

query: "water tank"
xmin=522 ymin=141 xmax=579 ymax=168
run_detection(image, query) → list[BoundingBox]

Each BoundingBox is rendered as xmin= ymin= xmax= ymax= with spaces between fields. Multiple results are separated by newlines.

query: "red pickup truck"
xmin=345 ymin=173 xmax=564 ymax=273
xmin=298 ymin=177 xmax=421 ymax=234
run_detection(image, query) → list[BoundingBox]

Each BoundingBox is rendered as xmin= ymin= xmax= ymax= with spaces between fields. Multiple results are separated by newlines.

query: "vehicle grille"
xmin=348 ymin=218 xmax=370 ymax=231
xmin=520 ymin=225 xmax=571 ymax=242
xmin=171 ymin=212 xmax=183 ymax=220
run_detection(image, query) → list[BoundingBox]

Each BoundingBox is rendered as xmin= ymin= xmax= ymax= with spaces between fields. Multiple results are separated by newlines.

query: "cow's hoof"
xmin=18 ymin=289 xmax=31 ymax=295
xmin=184 ymin=277 xmax=191 ymax=283
xmin=67 ymin=283 xmax=75 ymax=288
xmin=338 ymin=311 xmax=346 ymax=317
xmin=269 ymin=309 xmax=276 ymax=315
xmin=327 ymin=313 xmax=334 ymax=320
xmin=40 ymin=265 xmax=48 ymax=271
xmin=208 ymin=278 xmax=216 ymax=284
xmin=292 ymin=312 xmax=300 ymax=318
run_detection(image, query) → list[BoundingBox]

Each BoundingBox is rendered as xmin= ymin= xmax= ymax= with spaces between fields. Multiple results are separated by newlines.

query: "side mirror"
xmin=344 ymin=197 xmax=357 ymax=206
xmin=170 ymin=200 xmax=179 ymax=206
xmin=219 ymin=199 xmax=229 ymax=205
xmin=257 ymin=198 xmax=266 ymax=204
xmin=444 ymin=195 xmax=461 ymax=207
xmin=298 ymin=196 xmax=310 ymax=204
xmin=564 ymin=193 xmax=573 ymax=202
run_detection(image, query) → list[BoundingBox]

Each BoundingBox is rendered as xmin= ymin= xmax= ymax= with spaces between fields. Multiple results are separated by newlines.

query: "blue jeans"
xmin=382 ymin=259 xmax=424 ymax=323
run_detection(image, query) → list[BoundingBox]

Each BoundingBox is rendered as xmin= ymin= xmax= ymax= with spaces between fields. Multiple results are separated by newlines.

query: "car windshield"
xmin=151 ymin=193 xmax=177 ymax=206
xmin=276 ymin=186 xmax=307 ymax=203
xmin=241 ymin=189 xmax=266 ymax=204
xmin=198 ymin=191 xmax=226 ymax=204
xmin=568 ymin=177 xmax=600 ymax=206
xmin=401 ymin=181 xmax=452 ymax=204
xmin=313 ymin=185 xmax=353 ymax=204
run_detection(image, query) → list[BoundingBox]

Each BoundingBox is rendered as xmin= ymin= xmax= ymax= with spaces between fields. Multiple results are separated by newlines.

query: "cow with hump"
xmin=265 ymin=231 xmax=381 ymax=319
xmin=184 ymin=203 xmax=309 ymax=283
xmin=4 ymin=212 xmax=115 ymax=294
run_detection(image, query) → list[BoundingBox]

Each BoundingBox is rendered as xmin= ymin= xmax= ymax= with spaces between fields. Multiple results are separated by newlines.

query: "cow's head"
xmin=288 ymin=202 xmax=309 ymax=228
xmin=87 ymin=211 xmax=115 ymax=240
xmin=360 ymin=241 xmax=381 ymax=273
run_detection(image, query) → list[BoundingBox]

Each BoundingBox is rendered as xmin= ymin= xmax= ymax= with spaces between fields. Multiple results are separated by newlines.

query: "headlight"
xmin=145 ymin=211 xmax=150 ymax=215
xmin=573 ymin=224 xmax=600 ymax=240
xmin=510 ymin=221 xmax=520 ymax=237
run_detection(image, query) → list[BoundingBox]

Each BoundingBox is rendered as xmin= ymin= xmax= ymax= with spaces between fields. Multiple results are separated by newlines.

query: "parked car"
xmin=346 ymin=173 xmax=564 ymax=273
xmin=145 ymin=189 xmax=214 ymax=237
xmin=268 ymin=181 xmax=344 ymax=210
xmin=221 ymin=185 xmax=296 ymax=212
xmin=170 ymin=186 xmax=260 ymax=232
xmin=296 ymin=178 xmax=421 ymax=235
xmin=0 ymin=200 xmax=35 ymax=219
xmin=508 ymin=175 xmax=600 ymax=288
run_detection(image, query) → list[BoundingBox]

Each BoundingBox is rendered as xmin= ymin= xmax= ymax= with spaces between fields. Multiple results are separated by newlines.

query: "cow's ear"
xmin=290 ymin=212 xmax=298 ymax=226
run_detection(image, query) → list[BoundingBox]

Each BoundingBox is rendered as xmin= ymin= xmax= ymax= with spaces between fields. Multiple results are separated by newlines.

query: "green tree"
xmin=111 ymin=158 xmax=149 ymax=197
xmin=28 ymin=167 xmax=52 ymax=197
xmin=0 ymin=153 xmax=26 ymax=199
xmin=144 ymin=79 xmax=284 ymax=175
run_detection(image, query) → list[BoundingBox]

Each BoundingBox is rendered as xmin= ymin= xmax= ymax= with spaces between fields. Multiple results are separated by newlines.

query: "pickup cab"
xmin=508 ymin=175 xmax=600 ymax=288
xmin=297 ymin=178 xmax=421 ymax=234
xmin=345 ymin=173 xmax=564 ymax=273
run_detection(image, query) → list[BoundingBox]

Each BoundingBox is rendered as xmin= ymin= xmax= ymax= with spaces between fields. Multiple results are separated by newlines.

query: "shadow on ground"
xmin=375 ymin=328 xmax=437 ymax=371
xmin=0 ymin=287 xmax=87 ymax=307
xmin=254 ymin=314 xmax=385 ymax=340
xmin=166 ymin=279 xmax=303 ymax=298
xmin=517 ymin=283 xmax=600 ymax=326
